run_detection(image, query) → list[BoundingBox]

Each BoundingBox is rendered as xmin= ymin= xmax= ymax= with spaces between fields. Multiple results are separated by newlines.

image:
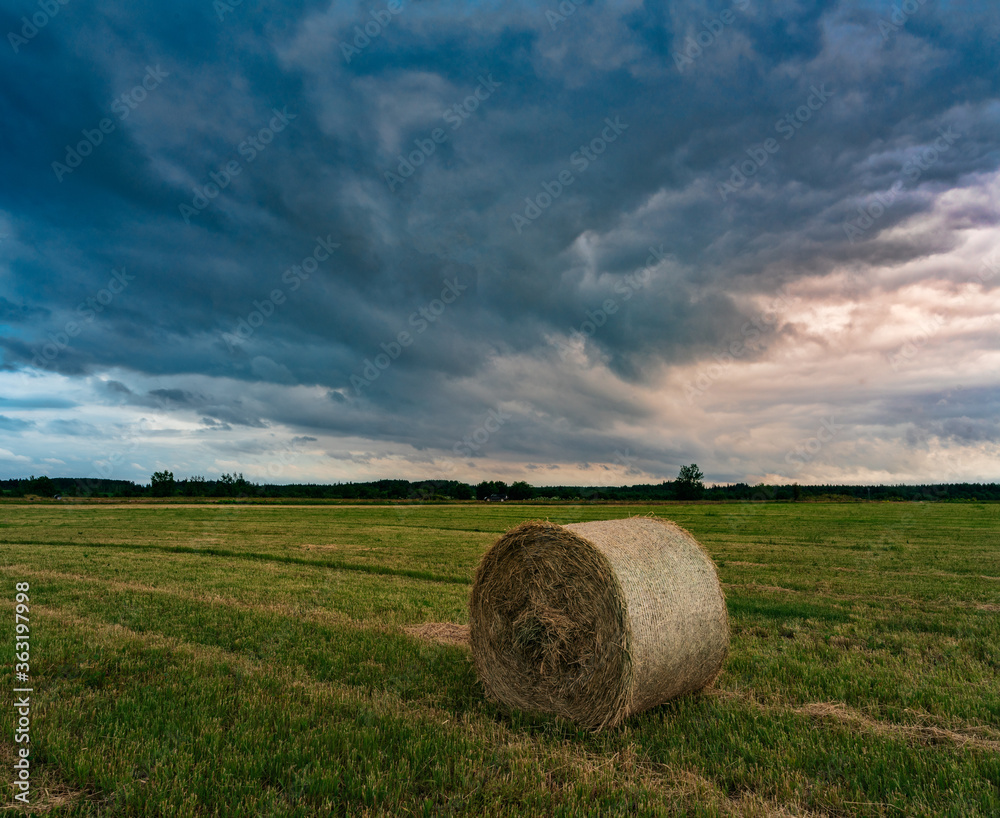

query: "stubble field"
xmin=2 ymin=501 xmax=998 ymax=816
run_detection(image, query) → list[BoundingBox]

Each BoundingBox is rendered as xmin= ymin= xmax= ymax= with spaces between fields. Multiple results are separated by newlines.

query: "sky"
xmin=0 ymin=0 xmax=998 ymax=488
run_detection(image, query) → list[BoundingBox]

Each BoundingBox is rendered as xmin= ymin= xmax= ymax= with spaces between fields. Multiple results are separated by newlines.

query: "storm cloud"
xmin=1 ymin=0 xmax=998 ymax=485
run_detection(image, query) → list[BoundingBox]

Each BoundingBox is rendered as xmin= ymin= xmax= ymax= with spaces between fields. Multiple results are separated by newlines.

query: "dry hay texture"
xmin=469 ymin=517 xmax=729 ymax=730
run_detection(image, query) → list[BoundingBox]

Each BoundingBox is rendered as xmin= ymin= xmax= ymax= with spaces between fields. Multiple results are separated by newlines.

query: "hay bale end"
xmin=469 ymin=516 xmax=729 ymax=730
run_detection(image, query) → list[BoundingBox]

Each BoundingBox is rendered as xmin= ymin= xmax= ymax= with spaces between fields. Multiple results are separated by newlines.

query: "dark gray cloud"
xmin=0 ymin=0 xmax=998 ymax=481
xmin=0 ymin=414 xmax=33 ymax=431
xmin=45 ymin=419 xmax=100 ymax=437
xmin=0 ymin=296 xmax=49 ymax=323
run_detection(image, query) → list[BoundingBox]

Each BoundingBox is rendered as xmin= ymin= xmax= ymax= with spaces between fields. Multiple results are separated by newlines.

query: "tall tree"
xmin=675 ymin=464 xmax=705 ymax=500
xmin=150 ymin=470 xmax=176 ymax=497
xmin=508 ymin=481 xmax=534 ymax=500
xmin=26 ymin=475 xmax=56 ymax=497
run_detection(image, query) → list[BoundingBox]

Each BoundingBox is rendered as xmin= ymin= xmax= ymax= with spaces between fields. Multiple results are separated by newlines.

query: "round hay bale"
xmin=469 ymin=516 xmax=729 ymax=730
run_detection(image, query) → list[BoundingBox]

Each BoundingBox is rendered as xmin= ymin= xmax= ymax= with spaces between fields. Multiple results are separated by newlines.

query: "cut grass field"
xmin=2 ymin=501 xmax=998 ymax=816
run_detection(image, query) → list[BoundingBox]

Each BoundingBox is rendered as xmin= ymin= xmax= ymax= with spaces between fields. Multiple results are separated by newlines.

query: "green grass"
xmin=2 ymin=501 xmax=999 ymax=816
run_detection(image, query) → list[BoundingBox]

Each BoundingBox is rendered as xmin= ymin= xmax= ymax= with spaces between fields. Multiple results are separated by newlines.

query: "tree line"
xmin=3 ymin=469 xmax=998 ymax=502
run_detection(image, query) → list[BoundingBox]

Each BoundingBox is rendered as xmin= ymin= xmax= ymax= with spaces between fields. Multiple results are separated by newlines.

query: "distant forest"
xmin=3 ymin=474 xmax=998 ymax=502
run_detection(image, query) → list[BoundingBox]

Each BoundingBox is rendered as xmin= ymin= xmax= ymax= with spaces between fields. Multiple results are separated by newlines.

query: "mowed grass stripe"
xmin=19 ymin=606 xmax=780 ymax=817
xmin=1 ymin=539 xmax=470 ymax=585
xmin=5 ymin=560 xmax=998 ymax=734
xmin=7 ymin=501 xmax=997 ymax=578
xmin=4 ymin=571 xmax=480 ymax=711
xmin=6 ymin=565 xmax=466 ymax=632
xmin=4 ymin=548 xmax=472 ymax=628
xmin=21 ymin=604 xmax=1000 ymax=817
